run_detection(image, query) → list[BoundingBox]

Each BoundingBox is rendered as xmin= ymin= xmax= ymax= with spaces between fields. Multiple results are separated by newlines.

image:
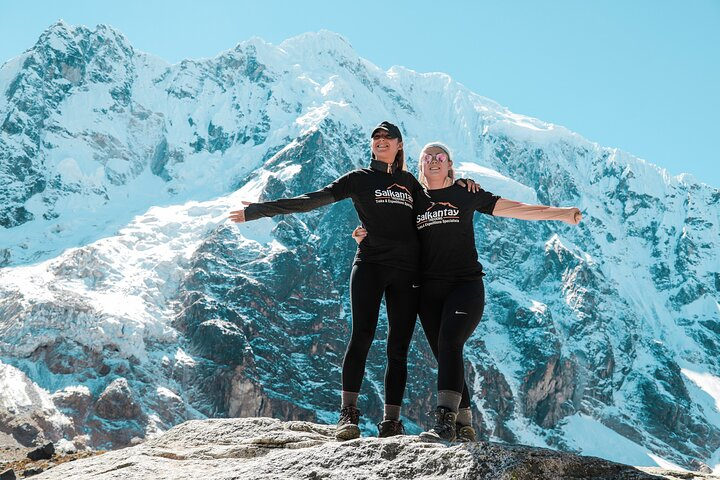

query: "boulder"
xmin=94 ymin=379 xmax=142 ymax=421
xmin=26 ymin=442 xmax=54 ymax=461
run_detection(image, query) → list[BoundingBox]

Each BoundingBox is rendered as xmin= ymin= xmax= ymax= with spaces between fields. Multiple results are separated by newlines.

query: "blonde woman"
xmin=353 ymin=142 xmax=581 ymax=441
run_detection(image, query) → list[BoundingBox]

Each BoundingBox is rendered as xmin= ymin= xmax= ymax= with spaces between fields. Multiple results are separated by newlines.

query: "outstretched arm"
xmin=229 ymin=174 xmax=352 ymax=223
xmin=229 ymin=190 xmax=337 ymax=223
xmin=492 ymin=198 xmax=582 ymax=225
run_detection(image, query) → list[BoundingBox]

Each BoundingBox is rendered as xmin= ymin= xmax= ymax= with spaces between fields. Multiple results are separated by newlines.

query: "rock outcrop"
xmin=31 ymin=418 xmax=717 ymax=480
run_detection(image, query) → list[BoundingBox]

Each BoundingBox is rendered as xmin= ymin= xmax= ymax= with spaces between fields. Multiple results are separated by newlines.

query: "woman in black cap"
xmin=353 ymin=141 xmax=581 ymax=442
xmin=230 ymin=122 xmax=477 ymax=440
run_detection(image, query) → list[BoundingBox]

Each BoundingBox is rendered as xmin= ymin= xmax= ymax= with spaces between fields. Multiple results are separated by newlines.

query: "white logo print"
xmin=455 ymin=311 xmax=468 ymax=315
xmin=416 ymin=201 xmax=461 ymax=229
xmin=374 ymin=184 xmax=413 ymax=208
xmin=412 ymin=284 xmax=421 ymax=289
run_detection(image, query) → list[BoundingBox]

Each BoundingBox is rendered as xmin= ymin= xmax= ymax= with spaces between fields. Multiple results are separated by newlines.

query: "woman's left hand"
xmin=564 ymin=208 xmax=582 ymax=225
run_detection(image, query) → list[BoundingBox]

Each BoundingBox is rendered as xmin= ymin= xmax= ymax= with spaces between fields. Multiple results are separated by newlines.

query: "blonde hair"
xmin=418 ymin=142 xmax=454 ymax=188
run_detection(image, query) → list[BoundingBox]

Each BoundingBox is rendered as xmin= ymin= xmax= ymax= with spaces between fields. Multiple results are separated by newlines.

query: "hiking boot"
xmin=419 ymin=406 xmax=457 ymax=442
xmin=455 ymin=423 xmax=477 ymax=442
xmin=377 ymin=419 xmax=405 ymax=438
xmin=335 ymin=405 xmax=361 ymax=441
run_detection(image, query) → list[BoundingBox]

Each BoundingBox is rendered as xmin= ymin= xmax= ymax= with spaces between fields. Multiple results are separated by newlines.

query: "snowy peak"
xmin=278 ymin=30 xmax=356 ymax=60
xmin=3 ymin=20 xmax=137 ymax=116
xmin=31 ymin=21 xmax=135 ymax=69
xmin=33 ymin=19 xmax=82 ymax=56
xmin=208 ymin=30 xmax=358 ymax=86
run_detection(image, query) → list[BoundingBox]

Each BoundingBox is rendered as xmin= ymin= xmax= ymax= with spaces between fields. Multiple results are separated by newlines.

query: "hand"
xmin=456 ymin=178 xmax=480 ymax=193
xmin=229 ymin=201 xmax=253 ymax=223
xmin=351 ymin=226 xmax=367 ymax=244
xmin=564 ymin=208 xmax=582 ymax=225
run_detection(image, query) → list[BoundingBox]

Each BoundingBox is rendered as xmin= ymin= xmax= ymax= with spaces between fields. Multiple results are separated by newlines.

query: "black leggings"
xmin=417 ymin=278 xmax=485 ymax=409
xmin=343 ymin=263 xmax=419 ymax=406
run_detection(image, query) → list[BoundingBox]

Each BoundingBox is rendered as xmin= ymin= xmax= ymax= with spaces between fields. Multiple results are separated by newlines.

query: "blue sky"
xmin=2 ymin=0 xmax=719 ymax=187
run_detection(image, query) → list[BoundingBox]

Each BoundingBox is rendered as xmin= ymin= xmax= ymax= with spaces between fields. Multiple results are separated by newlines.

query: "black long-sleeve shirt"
xmin=245 ymin=160 xmax=424 ymax=272
xmin=415 ymin=184 xmax=500 ymax=280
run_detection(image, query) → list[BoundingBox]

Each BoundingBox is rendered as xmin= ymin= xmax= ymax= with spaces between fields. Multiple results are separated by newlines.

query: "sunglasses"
xmin=422 ymin=153 xmax=449 ymax=163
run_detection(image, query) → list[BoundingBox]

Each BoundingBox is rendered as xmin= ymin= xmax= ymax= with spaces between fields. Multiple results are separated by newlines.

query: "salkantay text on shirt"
xmin=374 ymin=183 xmax=413 ymax=207
xmin=416 ymin=204 xmax=460 ymax=229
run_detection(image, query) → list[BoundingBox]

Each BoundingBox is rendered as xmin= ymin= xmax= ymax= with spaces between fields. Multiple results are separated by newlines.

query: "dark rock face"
xmin=51 ymin=388 xmax=93 ymax=434
xmin=6 ymin=422 xmax=40 ymax=448
xmin=94 ymin=378 xmax=143 ymax=421
xmin=522 ymin=355 xmax=577 ymax=428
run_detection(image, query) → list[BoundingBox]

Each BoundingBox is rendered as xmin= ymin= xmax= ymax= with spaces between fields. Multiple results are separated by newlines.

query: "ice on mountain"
xmin=561 ymin=413 xmax=685 ymax=469
xmin=681 ymin=368 xmax=720 ymax=411
xmin=456 ymin=161 xmax=538 ymax=203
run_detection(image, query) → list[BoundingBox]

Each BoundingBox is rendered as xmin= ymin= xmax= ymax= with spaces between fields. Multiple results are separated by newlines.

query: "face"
xmin=371 ymin=130 xmax=402 ymax=163
xmin=420 ymin=146 xmax=452 ymax=181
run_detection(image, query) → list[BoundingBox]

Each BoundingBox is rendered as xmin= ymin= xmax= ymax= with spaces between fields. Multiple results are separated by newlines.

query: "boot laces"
xmin=339 ymin=405 xmax=360 ymax=425
xmin=427 ymin=407 xmax=456 ymax=438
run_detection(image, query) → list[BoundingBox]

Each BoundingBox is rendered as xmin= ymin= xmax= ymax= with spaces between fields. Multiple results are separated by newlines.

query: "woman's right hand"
xmin=229 ymin=201 xmax=253 ymax=223
xmin=352 ymin=226 xmax=367 ymax=244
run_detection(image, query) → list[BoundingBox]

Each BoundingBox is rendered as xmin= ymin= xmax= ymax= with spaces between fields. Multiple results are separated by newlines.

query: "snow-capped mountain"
xmin=1 ymin=21 xmax=719 ymax=472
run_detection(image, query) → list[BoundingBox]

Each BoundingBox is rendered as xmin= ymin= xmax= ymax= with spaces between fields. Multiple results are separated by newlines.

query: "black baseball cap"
xmin=371 ymin=121 xmax=402 ymax=140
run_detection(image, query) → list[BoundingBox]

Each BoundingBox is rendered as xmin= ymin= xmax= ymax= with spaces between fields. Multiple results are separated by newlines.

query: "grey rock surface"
xmin=32 ymin=418 xmax=717 ymax=480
